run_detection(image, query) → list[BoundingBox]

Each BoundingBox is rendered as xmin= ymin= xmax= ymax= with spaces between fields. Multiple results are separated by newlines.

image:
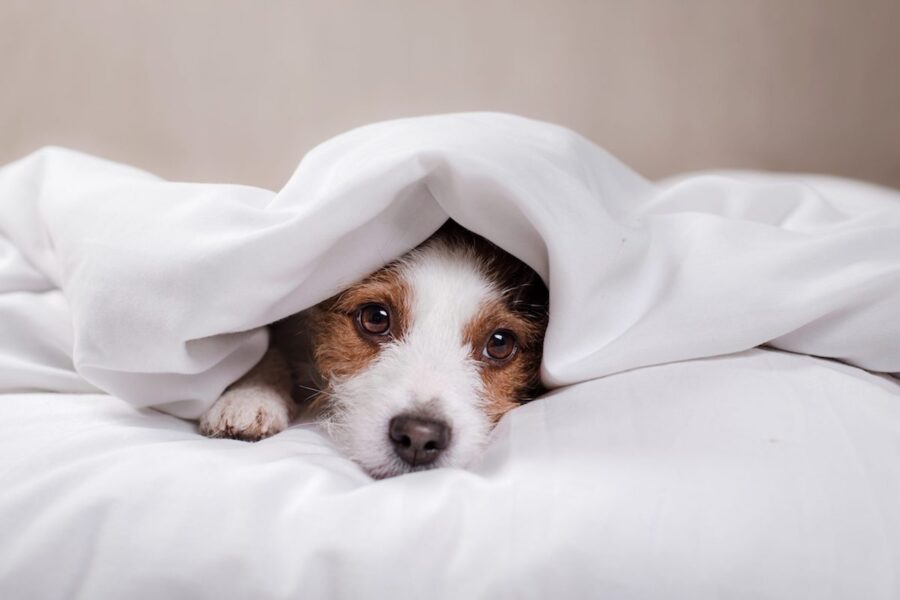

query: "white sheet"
xmin=0 ymin=113 xmax=897 ymax=416
xmin=1 ymin=350 xmax=898 ymax=599
xmin=1 ymin=113 xmax=899 ymax=598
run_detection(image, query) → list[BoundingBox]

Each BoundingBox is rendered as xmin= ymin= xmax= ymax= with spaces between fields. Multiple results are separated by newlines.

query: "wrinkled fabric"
xmin=0 ymin=351 xmax=898 ymax=599
xmin=1 ymin=113 xmax=900 ymax=599
xmin=1 ymin=113 xmax=898 ymax=418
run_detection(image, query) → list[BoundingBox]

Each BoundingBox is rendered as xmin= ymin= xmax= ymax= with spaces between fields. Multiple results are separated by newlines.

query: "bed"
xmin=1 ymin=113 xmax=899 ymax=599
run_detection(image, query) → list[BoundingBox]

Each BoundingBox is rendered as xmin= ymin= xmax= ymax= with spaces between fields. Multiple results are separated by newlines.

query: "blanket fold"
xmin=1 ymin=113 xmax=898 ymax=417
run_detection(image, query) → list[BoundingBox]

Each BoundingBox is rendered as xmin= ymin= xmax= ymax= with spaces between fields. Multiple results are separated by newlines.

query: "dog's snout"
xmin=389 ymin=414 xmax=451 ymax=467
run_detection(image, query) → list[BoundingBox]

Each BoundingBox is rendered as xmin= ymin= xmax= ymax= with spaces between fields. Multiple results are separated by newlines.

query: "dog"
xmin=199 ymin=221 xmax=549 ymax=478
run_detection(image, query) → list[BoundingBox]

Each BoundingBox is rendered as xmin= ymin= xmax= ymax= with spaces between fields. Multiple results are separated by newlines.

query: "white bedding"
xmin=0 ymin=113 xmax=899 ymax=599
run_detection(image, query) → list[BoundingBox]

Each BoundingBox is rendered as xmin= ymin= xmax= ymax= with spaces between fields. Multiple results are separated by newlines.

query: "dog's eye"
xmin=357 ymin=303 xmax=391 ymax=336
xmin=483 ymin=330 xmax=517 ymax=361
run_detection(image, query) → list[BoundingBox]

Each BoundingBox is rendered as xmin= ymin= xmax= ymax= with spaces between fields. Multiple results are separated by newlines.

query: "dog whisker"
xmin=295 ymin=383 xmax=332 ymax=397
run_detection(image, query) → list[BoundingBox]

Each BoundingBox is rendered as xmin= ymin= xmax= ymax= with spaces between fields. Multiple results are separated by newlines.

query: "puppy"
xmin=199 ymin=221 xmax=548 ymax=478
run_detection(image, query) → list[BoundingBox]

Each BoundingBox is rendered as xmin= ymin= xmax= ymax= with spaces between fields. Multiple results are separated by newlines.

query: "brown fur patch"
xmin=464 ymin=281 xmax=547 ymax=423
xmin=307 ymin=264 xmax=410 ymax=383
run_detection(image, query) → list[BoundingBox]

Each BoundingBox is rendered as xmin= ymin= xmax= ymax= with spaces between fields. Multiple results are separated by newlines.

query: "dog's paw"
xmin=199 ymin=388 xmax=291 ymax=442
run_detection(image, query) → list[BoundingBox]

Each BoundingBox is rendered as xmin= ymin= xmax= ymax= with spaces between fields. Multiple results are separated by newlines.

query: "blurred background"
xmin=2 ymin=0 xmax=899 ymax=189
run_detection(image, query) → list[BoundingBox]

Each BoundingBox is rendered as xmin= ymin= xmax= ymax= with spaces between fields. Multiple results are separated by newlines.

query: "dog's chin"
xmin=364 ymin=459 xmax=440 ymax=480
xmin=348 ymin=441 xmax=462 ymax=480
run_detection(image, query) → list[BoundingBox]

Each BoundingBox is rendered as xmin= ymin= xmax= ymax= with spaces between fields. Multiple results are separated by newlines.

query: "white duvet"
xmin=0 ymin=113 xmax=898 ymax=599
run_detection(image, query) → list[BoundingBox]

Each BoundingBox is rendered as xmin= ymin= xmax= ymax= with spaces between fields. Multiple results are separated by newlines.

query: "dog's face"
xmin=308 ymin=224 xmax=548 ymax=479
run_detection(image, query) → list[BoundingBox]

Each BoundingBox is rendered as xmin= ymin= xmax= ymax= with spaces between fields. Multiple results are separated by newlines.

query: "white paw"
xmin=199 ymin=388 xmax=291 ymax=442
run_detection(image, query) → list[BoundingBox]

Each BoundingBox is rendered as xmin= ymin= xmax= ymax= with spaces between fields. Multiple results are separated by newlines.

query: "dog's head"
xmin=307 ymin=222 xmax=548 ymax=478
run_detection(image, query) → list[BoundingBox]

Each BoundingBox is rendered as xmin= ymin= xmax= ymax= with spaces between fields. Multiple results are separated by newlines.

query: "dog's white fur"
xmin=199 ymin=348 xmax=294 ymax=441
xmin=323 ymin=242 xmax=499 ymax=478
xmin=200 ymin=225 xmax=546 ymax=478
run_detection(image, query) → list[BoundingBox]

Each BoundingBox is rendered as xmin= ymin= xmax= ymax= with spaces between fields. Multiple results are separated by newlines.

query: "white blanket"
xmin=0 ymin=113 xmax=899 ymax=599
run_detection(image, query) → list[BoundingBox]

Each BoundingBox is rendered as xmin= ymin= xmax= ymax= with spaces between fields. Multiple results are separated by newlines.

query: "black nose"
xmin=389 ymin=415 xmax=451 ymax=467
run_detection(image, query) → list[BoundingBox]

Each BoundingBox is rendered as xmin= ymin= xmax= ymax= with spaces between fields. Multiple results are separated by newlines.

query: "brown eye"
xmin=357 ymin=303 xmax=391 ymax=336
xmin=483 ymin=330 xmax=517 ymax=361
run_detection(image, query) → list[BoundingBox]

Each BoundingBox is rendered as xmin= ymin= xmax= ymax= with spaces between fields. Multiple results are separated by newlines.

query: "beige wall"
xmin=2 ymin=0 xmax=899 ymax=190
